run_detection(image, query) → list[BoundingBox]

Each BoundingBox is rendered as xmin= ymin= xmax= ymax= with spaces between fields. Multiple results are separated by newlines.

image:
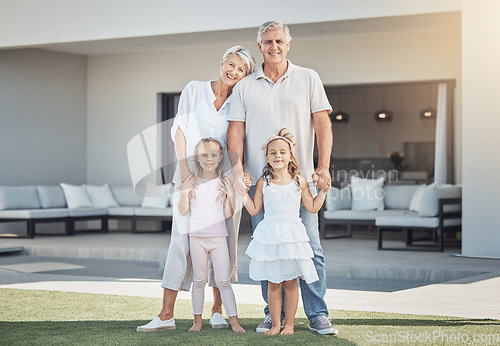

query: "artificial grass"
xmin=1 ymin=288 xmax=499 ymax=345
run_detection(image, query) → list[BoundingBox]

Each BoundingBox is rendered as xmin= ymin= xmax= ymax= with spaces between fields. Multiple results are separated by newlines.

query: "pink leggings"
xmin=190 ymin=236 xmax=238 ymax=317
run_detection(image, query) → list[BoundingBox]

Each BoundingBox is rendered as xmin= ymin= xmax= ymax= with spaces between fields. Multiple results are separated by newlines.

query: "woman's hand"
xmin=179 ymin=174 xmax=197 ymax=198
xmin=217 ymin=176 xmax=233 ymax=205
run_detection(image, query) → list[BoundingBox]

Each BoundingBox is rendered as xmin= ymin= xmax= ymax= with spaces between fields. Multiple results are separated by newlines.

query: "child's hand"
xmin=320 ymin=183 xmax=331 ymax=193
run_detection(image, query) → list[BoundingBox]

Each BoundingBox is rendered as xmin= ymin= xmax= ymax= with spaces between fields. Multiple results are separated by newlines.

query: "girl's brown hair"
xmin=192 ymin=138 xmax=224 ymax=179
xmin=262 ymin=128 xmax=300 ymax=187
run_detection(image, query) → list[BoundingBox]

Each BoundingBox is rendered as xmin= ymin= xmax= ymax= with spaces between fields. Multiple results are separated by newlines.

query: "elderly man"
xmin=227 ymin=21 xmax=337 ymax=335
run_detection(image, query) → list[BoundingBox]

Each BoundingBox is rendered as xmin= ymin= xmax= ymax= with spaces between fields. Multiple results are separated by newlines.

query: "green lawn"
xmin=1 ymin=288 xmax=499 ymax=345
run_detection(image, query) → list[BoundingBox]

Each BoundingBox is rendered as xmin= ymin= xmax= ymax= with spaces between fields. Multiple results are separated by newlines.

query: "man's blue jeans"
xmin=248 ymin=183 xmax=329 ymax=324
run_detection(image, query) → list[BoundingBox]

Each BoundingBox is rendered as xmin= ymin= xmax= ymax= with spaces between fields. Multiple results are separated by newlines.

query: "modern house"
xmin=0 ymin=0 xmax=498 ymax=257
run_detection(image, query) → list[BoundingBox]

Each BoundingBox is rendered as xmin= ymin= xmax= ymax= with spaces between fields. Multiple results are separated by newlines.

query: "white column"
xmin=434 ymin=83 xmax=447 ymax=184
xmin=462 ymin=0 xmax=500 ymax=257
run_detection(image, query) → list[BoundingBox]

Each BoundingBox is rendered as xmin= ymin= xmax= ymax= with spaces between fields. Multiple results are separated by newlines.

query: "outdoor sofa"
xmin=0 ymin=184 xmax=174 ymax=238
xmin=319 ymin=177 xmax=462 ymax=251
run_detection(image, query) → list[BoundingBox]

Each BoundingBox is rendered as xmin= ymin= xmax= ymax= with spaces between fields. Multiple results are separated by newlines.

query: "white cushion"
xmin=110 ymin=186 xmax=143 ymax=207
xmin=350 ymin=177 xmax=385 ymax=211
xmin=37 ymin=186 xmax=67 ymax=209
xmin=141 ymin=183 xmax=171 ymax=209
xmin=85 ymin=184 xmax=119 ymax=208
xmin=419 ymin=183 xmax=461 ymax=217
xmin=383 ymin=185 xmax=420 ymax=210
xmin=325 ymin=187 xmax=351 ymax=211
xmin=0 ymin=186 xmax=41 ymax=210
xmin=409 ymin=185 xmax=426 ymax=212
xmin=60 ymin=183 xmax=92 ymax=209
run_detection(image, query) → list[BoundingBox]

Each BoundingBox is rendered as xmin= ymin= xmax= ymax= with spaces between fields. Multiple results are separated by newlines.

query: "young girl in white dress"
xmin=178 ymin=138 xmax=245 ymax=333
xmin=243 ymin=128 xmax=329 ymax=336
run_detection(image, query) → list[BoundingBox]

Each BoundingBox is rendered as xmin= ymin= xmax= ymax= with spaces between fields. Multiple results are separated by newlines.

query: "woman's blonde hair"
xmin=223 ymin=45 xmax=256 ymax=76
xmin=262 ymin=128 xmax=300 ymax=188
xmin=192 ymin=138 xmax=224 ymax=179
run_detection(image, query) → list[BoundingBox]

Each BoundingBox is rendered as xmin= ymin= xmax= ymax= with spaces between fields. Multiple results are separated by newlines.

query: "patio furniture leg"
xmin=27 ymin=221 xmax=35 ymax=238
xmin=405 ymin=228 xmax=413 ymax=245
xmin=102 ymin=218 xmax=109 ymax=232
xmin=377 ymin=227 xmax=383 ymax=250
xmin=66 ymin=220 xmax=75 ymax=235
xmin=439 ymin=228 xmax=444 ymax=252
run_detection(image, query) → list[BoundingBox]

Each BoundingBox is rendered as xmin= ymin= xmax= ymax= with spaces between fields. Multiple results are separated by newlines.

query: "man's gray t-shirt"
xmin=228 ymin=61 xmax=332 ymax=184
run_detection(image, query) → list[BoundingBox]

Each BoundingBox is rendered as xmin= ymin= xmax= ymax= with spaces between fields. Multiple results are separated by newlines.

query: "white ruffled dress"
xmin=245 ymin=178 xmax=319 ymax=284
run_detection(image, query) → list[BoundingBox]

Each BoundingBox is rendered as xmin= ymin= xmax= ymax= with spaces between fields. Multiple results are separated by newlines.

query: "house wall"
xmin=461 ymin=0 xmax=500 ymax=257
xmin=0 ymin=49 xmax=87 ymax=185
xmin=87 ymin=27 xmax=461 ymax=185
xmin=0 ymin=0 xmax=461 ymax=48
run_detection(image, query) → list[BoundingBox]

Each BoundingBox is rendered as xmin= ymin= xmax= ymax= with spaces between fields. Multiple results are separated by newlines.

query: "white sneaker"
xmin=136 ymin=316 xmax=176 ymax=332
xmin=209 ymin=312 xmax=228 ymax=329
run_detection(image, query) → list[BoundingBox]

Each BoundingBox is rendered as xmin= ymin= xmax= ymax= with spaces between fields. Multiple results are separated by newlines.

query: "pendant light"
xmin=374 ymin=88 xmax=392 ymax=122
xmin=332 ymin=88 xmax=349 ymax=123
xmin=420 ymin=84 xmax=437 ymax=119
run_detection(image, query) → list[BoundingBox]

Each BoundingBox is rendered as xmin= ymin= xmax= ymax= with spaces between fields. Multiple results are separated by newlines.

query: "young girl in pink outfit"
xmin=178 ymin=137 xmax=245 ymax=333
xmin=243 ymin=128 xmax=329 ymax=336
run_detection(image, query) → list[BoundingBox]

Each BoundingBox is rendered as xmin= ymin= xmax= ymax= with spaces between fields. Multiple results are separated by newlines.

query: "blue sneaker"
xmin=255 ymin=314 xmax=284 ymax=333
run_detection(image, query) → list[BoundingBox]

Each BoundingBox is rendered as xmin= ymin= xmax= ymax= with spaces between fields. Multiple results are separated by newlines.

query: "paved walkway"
xmin=1 ymin=231 xmax=499 ymax=320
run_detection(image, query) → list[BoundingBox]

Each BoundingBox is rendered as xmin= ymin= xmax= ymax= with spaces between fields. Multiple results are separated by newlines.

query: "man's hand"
xmin=312 ymin=166 xmax=331 ymax=191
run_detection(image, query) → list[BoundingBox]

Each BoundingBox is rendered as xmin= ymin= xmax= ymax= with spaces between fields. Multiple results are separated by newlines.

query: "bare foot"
xmin=229 ymin=316 xmax=246 ymax=333
xmin=280 ymin=325 xmax=294 ymax=335
xmin=188 ymin=322 xmax=202 ymax=332
xmin=231 ymin=324 xmax=246 ymax=334
xmin=264 ymin=326 xmax=281 ymax=336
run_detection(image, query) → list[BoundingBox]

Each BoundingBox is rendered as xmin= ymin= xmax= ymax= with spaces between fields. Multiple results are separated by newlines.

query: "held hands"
xmin=312 ymin=166 xmax=332 ymax=193
xmin=228 ymin=170 xmax=252 ymax=197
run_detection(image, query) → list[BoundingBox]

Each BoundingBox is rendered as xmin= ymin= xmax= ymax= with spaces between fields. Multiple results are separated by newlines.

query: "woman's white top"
xmin=170 ymin=81 xmax=232 ymax=185
xmin=188 ymin=177 xmax=227 ymax=237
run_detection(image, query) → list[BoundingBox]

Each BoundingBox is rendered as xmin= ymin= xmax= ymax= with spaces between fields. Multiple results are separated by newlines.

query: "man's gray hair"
xmin=222 ymin=46 xmax=256 ymax=75
xmin=257 ymin=21 xmax=292 ymax=44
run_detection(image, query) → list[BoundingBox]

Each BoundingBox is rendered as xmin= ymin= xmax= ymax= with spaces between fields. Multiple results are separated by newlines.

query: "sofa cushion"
xmin=0 ymin=186 xmax=41 ymax=210
xmin=409 ymin=185 xmax=426 ymax=212
xmin=384 ymin=184 xmax=421 ymax=210
xmin=376 ymin=214 xmax=439 ymax=228
xmin=60 ymin=183 xmax=93 ymax=209
xmin=419 ymin=184 xmax=462 ymax=217
xmin=0 ymin=208 xmax=69 ymax=219
xmin=110 ymin=186 xmax=143 ymax=207
xmin=350 ymin=177 xmax=385 ymax=211
xmin=107 ymin=207 xmax=135 ymax=216
xmin=68 ymin=208 xmax=108 ymax=217
xmin=325 ymin=187 xmax=350 ymax=211
xmin=37 ymin=186 xmax=67 ymax=209
xmin=134 ymin=207 xmax=174 ymax=217
xmin=323 ymin=209 xmax=411 ymax=221
xmin=85 ymin=184 xmax=119 ymax=208
xmin=141 ymin=183 xmax=172 ymax=208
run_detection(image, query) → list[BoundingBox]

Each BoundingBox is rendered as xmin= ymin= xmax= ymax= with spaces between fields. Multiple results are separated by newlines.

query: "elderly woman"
xmin=137 ymin=46 xmax=256 ymax=332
